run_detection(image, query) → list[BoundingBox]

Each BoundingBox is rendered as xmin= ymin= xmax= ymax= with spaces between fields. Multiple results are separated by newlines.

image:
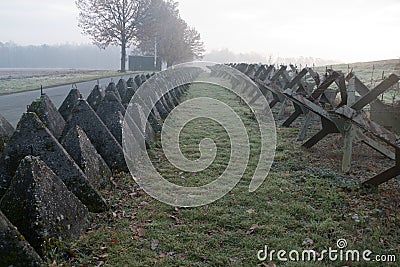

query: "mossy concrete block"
xmin=126 ymin=77 xmax=137 ymax=89
xmin=0 ymin=156 xmax=89 ymax=257
xmin=61 ymin=125 xmax=111 ymax=190
xmin=134 ymin=75 xmax=142 ymax=87
xmin=116 ymin=79 xmax=128 ymax=101
xmin=0 ymin=113 xmax=14 ymax=154
xmin=0 ymin=211 xmax=43 ymax=267
xmin=59 ymin=88 xmax=81 ymax=122
xmin=87 ymin=84 xmax=105 ymax=111
xmin=4 ymin=112 xmax=107 ymax=212
xmin=96 ymin=91 xmax=126 ymax=145
xmin=0 ymin=155 xmax=12 ymax=204
xmin=28 ymin=94 xmax=66 ymax=139
xmin=64 ymin=100 xmax=127 ymax=172
xmin=0 ymin=113 xmax=14 ymax=138
xmin=105 ymin=82 xmax=122 ymax=102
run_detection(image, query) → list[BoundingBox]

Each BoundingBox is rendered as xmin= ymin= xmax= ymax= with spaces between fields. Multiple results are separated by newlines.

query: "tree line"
xmin=76 ymin=0 xmax=205 ymax=72
xmin=0 ymin=42 xmax=121 ymax=69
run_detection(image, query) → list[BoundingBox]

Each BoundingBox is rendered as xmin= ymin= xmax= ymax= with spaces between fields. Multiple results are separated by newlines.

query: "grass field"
xmin=48 ymin=82 xmax=399 ymax=266
xmin=314 ymin=59 xmax=400 ymax=105
xmin=0 ymin=69 xmax=137 ymax=94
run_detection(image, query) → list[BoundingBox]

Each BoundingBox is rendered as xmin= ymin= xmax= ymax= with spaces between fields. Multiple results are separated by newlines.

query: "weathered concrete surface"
xmin=4 ymin=112 xmax=107 ymax=212
xmin=127 ymin=103 xmax=155 ymax=142
xmin=105 ymin=82 xmax=122 ymax=102
xmin=116 ymin=79 xmax=128 ymax=102
xmin=61 ymin=125 xmax=111 ymax=190
xmin=87 ymin=85 xmax=104 ymax=111
xmin=96 ymin=91 xmax=126 ymax=145
xmin=0 ymin=154 xmax=12 ymax=199
xmin=28 ymin=93 xmax=66 ymax=139
xmin=0 ymin=113 xmax=14 ymax=153
xmin=58 ymin=88 xmax=81 ymax=122
xmin=122 ymin=86 xmax=137 ymax=106
xmin=0 ymin=113 xmax=14 ymax=138
xmin=0 ymin=210 xmax=43 ymax=267
xmin=63 ymin=100 xmax=127 ymax=171
xmin=126 ymin=77 xmax=135 ymax=88
xmin=134 ymin=75 xmax=142 ymax=87
xmin=0 ymin=156 xmax=89 ymax=257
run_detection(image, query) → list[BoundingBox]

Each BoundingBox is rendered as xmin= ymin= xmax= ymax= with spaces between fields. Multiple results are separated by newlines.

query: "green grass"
xmin=49 ymin=83 xmax=399 ymax=266
xmin=316 ymin=59 xmax=400 ymax=105
xmin=0 ymin=70 xmax=138 ymax=94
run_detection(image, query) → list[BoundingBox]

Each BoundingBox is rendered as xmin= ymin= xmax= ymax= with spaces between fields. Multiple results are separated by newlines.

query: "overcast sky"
xmin=1 ymin=0 xmax=399 ymax=63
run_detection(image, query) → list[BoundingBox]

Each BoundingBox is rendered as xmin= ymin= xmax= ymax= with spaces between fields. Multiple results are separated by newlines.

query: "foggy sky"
xmin=1 ymin=0 xmax=399 ymax=63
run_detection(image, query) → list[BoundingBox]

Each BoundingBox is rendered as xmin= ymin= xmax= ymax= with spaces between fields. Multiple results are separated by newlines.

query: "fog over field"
xmin=1 ymin=0 xmax=399 ymax=67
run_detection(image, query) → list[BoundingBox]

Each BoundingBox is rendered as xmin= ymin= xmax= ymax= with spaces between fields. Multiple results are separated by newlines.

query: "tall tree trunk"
xmin=121 ymin=41 xmax=126 ymax=72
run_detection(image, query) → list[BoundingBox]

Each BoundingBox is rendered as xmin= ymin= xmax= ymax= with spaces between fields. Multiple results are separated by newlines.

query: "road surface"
xmin=0 ymin=74 xmax=136 ymax=127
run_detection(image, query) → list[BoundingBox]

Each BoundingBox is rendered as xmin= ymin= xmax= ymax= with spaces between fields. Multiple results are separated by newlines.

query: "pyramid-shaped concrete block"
xmin=169 ymin=89 xmax=180 ymax=106
xmin=4 ymin=112 xmax=107 ymax=212
xmin=61 ymin=125 xmax=112 ymax=190
xmin=96 ymin=92 xmax=126 ymax=145
xmin=0 ymin=211 xmax=43 ymax=267
xmin=0 ymin=154 xmax=12 ymax=199
xmin=140 ymin=74 xmax=147 ymax=84
xmin=134 ymin=75 xmax=142 ymax=87
xmin=87 ymin=84 xmax=105 ymax=111
xmin=59 ymin=88 xmax=81 ymax=122
xmin=105 ymin=82 xmax=122 ymax=102
xmin=127 ymin=103 xmax=155 ymax=142
xmin=127 ymin=77 xmax=136 ymax=88
xmin=116 ymin=79 xmax=128 ymax=101
xmin=28 ymin=93 xmax=66 ymax=139
xmin=148 ymin=106 xmax=162 ymax=133
xmin=0 ymin=113 xmax=14 ymax=153
xmin=64 ymin=100 xmax=127 ymax=171
xmin=0 ymin=113 xmax=14 ymax=138
xmin=0 ymin=156 xmax=90 ymax=257
xmin=122 ymin=86 xmax=137 ymax=106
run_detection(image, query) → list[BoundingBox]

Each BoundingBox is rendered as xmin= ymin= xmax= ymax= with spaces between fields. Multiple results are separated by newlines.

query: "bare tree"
xmin=137 ymin=0 xmax=204 ymax=67
xmin=76 ymin=0 xmax=150 ymax=72
xmin=183 ymin=26 xmax=205 ymax=61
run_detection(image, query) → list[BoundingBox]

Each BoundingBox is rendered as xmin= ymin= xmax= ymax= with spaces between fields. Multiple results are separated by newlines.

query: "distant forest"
xmin=0 ymin=42 xmax=121 ymax=69
xmin=0 ymin=42 xmax=341 ymax=70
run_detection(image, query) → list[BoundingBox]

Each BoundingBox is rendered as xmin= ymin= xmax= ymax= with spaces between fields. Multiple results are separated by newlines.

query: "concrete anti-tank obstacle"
xmin=59 ymin=88 xmax=81 ymax=122
xmin=87 ymin=84 xmax=105 ymax=111
xmin=96 ymin=91 xmax=126 ymax=145
xmin=116 ymin=79 xmax=128 ymax=101
xmin=63 ymin=99 xmax=128 ymax=172
xmin=105 ymin=82 xmax=122 ymax=102
xmin=0 ymin=113 xmax=14 ymax=139
xmin=4 ymin=112 xmax=107 ymax=212
xmin=61 ymin=125 xmax=112 ymax=190
xmin=0 ymin=113 xmax=14 ymax=153
xmin=28 ymin=93 xmax=66 ymax=139
xmin=0 ymin=210 xmax=43 ymax=267
xmin=0 ymin=156 xmax=90 ymax=257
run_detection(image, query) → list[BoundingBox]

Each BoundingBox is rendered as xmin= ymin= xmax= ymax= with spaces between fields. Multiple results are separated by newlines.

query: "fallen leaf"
xmin=109 ymin=238 xmax=119 ymax=244
xmin=66 ymin=250 xmax=77 ymax=258
xmin=151 ymin=239 xmax=159 ymax=250
xmin=246 ymin=209 xmax=256 ymax=214
xmin=246 ymin=224 xmax=258 ymax=235
xmin=99 ymin=253 xmax=108 ymax=259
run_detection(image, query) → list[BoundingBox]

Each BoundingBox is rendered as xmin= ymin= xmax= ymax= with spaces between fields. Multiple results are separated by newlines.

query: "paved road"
xmin=0 ymin=74 xmax=136 ymax=127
